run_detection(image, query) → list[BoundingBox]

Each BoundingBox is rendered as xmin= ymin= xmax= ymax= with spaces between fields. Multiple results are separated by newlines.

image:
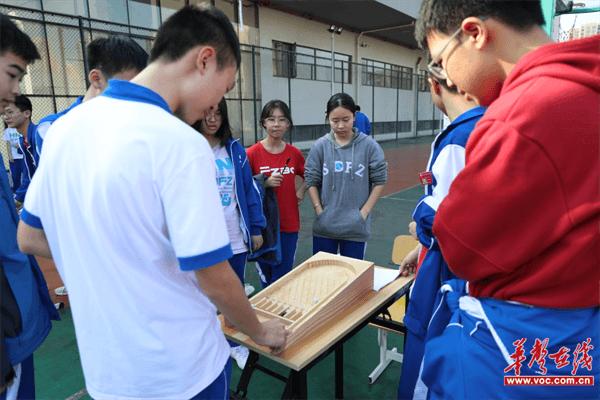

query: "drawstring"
xmin=331 ymin=138 xmax=336 ymax=192
xmin=350 ymin=141 xmax=355 ymax=181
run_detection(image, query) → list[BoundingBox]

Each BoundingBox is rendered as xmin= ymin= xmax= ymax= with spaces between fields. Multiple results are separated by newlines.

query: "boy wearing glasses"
xmin=413 ymin=1 xmax=598 ymax=399
xmin=397 ymin=76 xmax=483 ymax=399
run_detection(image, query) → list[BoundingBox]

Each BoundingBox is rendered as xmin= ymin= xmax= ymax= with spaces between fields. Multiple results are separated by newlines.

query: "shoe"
xmin=244 ymin=284 xmax=255 ymax=296
xmin=230 ymin=345 xmax=249 ymax=369
xmin=54 ymin=286 xmax=68 ymax=296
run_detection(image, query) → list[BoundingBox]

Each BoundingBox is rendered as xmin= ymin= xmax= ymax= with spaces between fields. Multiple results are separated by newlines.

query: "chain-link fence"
xmin=1 ymin=3 xmax=441 ymax=153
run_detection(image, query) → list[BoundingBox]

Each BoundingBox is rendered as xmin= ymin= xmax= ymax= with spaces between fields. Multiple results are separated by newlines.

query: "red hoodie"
xmin=433 ymin=35 xmax=600 ymax=308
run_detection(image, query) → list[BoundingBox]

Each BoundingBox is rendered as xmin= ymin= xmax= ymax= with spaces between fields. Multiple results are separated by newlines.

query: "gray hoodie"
xmin=305 ymin=129 xmax=387 ymax=242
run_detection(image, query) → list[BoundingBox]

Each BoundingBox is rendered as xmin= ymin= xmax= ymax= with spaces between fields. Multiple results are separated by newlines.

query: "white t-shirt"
xmin=213 ymin=145 xmax=247 ymax=254
xmin=22 ymin=80 xmax=232 ymax=400
xmin=3 ymin=128 xmax=23 ymax=159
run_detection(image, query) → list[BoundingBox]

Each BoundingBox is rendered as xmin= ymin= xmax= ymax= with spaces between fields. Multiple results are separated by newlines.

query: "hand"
xmin=315 ymin=204 xmax=324 ymax=216
xmin=398 ymin=244 xmax=420 ymax=277
xmin=408 ymin=221 xmax=417 ymax=240
xmin=265 ymin=173 xmax=283 ymax=188
xmin=253 ymin=319 xmax=289 ymax=354
xmin=360 ymin=209 xmax=369 ymax=221
xmin=251 ymin=235 xmax=263 ymax=251
xmin=296 ymin=189 xmax=305 ymax=204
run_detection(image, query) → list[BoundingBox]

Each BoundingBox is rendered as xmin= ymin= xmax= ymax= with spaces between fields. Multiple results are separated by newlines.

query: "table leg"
xmin=281 ymin=369 xmax=307 ymax=399
xmin=233 ymin=350 xmax=259 ymax=399
xmin=335 ymin=343 xmax=343 ymax=399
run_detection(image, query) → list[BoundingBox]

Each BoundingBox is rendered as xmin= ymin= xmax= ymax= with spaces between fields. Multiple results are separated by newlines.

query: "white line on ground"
xmin=65 ymin=388 xmax=88 ymax=400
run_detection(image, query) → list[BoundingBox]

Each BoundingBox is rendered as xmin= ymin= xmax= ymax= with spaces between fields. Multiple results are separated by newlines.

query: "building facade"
xmin=1 ymin=0 xmax=441 ymax=149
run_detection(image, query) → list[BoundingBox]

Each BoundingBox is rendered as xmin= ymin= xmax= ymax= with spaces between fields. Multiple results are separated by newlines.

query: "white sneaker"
xmin=54 ymin=286 xmax=68 ymax=296
xmin=244 ymin=284 xmax=255 ymax=296
xmin=230 ymin=345 xmax=249 ymax=369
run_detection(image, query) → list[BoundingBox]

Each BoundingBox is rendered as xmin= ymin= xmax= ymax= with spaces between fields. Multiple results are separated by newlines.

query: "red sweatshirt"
xmin=434 ymin=35 xmax=600 ymax=308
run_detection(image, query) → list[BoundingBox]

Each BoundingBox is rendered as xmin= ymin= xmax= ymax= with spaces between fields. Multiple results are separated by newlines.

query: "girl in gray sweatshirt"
xmin=305 ymin=93 xmax=387 ymax=259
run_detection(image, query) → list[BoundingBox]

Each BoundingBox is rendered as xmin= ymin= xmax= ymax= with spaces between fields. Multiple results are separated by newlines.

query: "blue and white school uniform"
xmin=22 ymin=80 xmax=233 ymax=399
xmin=399 ymin=106 xmax=485 ymax=400
xmin=212 ymin=138 xmax=265 ymax=283
xmin=421 ymin=281 xmax=599 ymax=399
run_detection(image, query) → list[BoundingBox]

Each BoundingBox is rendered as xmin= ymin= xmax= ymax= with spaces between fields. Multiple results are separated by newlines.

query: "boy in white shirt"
xmin=18 ymin=5 xmax=287 ymax=399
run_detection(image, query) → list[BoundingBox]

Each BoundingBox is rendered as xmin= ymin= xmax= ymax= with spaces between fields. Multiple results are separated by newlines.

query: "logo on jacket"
xmin=323 ymin=161 xmax=365 ymax=177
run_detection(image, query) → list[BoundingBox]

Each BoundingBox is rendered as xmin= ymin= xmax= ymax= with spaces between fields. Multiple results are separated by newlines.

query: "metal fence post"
xmin=395 ymin=69 xmax=399 ymax=140
xmin=371 ymin=64 xmax=375 ymax=138
xmin=251 ymin=45 xmax=258 ymax=143
xmin=78 ymin=17 xmax=89 ymax=88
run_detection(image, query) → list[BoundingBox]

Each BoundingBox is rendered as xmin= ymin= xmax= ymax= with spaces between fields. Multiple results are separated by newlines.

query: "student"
xmin=35 ymin=35 xmax=148 ymax=297
xmin=305 ymin=93 xmax=387 ymax=260
xmin=34 ymin=35 xmax=148 ymax=159
xmin=247 ymin=100 xmax=305 ymax=287
xmin=0 ymin=13 xmax=58 ymax=400
xmin=397 ymin=75 xmax=484 ymax=400
xmin=2 ymin=122 xmax=23 ymax=194
xmin=3 ymin=95 xmax=36 ymax=206
xmin=353 ymin=104 xmax=371 ymax=136
xmin=18 ymin=5 xmax=287 ymax=399
xmin=192 ymin=97 xmax=265 ymax=369
xmin=415 ymin=1 xmax=599 ymax=399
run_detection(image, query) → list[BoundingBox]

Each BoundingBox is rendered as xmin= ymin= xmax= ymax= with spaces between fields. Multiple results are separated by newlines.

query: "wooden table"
xmin=222 ymin=267 xmax=413 ymax=399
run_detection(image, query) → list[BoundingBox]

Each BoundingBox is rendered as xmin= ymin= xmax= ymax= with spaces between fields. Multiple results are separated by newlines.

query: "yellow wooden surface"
xmin=251 ymin=252 xmax=374 ymax=349
xmin=391 ymin=235 xmax=419 ymax=265
xmin=221 ymin=267 xmax=412 ymax=371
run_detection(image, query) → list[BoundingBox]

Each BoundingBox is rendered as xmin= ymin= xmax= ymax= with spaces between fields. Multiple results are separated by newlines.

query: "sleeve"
xmin=368 ymin=140 xmax=387 ymax=186
xmin=160 ymin=151 xmax=232 ymax=271
xmin=14 ymin=138 xmax=35 ymax=203
xmin=241 ymin=147 xmax=266 ymax=235
xmin=413 ymin=144 xmax=466 ymax=249
xmin=35 ymin=121 xmax=51 ymax=158
xmin=295 ymin=147 xmax=305 ymax=179
xmin=433 ymin=120 xmax=571 ymax=281
xmin=246 ymin=144 xmax=259 ymax=175
xmin=304 ymin=141 xmax=323 ymax=188
xmin=21 ymin=157 xmax=46 ymax=229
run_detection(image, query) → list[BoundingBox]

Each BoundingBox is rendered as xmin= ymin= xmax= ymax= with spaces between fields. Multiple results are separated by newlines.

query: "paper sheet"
xmin=373 ymin=267 xmax=399 ymax=291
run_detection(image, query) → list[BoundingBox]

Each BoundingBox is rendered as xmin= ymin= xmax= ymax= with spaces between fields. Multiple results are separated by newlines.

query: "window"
xmin=88 ymin=0 xmax=128 ymax=24
xmin=418 ymin=70 xmax=430 ymax=92
xmin=362 ymin=58 xmax=412 ymax=90
xmin=273 ymin=40 xmax=296 ymax=78
xmin=129 ymin=0 xmax=161 ymax=29
xmin=272 ymin=40 xmax=351 ymax=84
xmin=160 ymin=0 xmax=185 ymax=21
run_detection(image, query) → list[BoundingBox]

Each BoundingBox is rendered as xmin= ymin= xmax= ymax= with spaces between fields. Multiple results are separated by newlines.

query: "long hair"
xmin=192 ymin=98 xmax=233 ymax=146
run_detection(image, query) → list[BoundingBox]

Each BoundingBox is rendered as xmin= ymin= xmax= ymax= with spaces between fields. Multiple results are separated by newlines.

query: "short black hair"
xmin=12 ymin=94 xmax=32 ymax=113
xmin=326 ymin=92 xmax=356 ymax=118
xmin=260 ymin=99 xmax=293 ymax=129
xmin=87 ymin=36 xmax=148 ymax=78
xmin=192 ymin=98 xmax=233 ymax=146
xmin=0 ymin=13 xmax=40 ymax=63
xmin=150 ymin=4 xmax=240 ymax=69
xmin=415 ymin=0 xmax=545 ymax=50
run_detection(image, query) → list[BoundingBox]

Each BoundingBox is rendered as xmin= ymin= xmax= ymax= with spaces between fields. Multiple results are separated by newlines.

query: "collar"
xmin=101 ymin=79 xmax=171 ymax=113
xmin=448 ymin=106 xmax=486 ymax=129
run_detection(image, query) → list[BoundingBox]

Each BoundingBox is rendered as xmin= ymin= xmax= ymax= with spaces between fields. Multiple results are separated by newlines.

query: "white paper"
xmin=373 ymin=267 xmax=399 ymax=291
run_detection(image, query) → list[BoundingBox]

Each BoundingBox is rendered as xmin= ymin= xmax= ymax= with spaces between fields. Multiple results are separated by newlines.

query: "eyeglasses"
xmin=427 ymin=27 xmax=463 ymax=81
xmin=265 ymin=117 xmax=289 ymax=125
xmin=205 ymin=111 xmax=222 ymax=120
